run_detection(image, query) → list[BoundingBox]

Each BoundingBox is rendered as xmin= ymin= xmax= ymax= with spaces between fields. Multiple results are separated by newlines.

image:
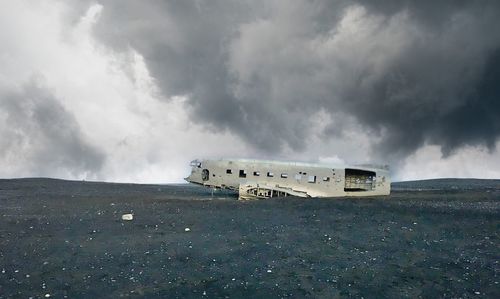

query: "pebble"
xmin=122 ymin=214 xmax=134 ymax=221
xmin=45 ymin=294 xmax=51 ymax=298
xmin=184 ymin=228 xmax=191 ymax=232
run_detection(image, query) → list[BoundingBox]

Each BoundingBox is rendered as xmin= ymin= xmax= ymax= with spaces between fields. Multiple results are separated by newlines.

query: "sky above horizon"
xmin=0 ymin=0 xmax=499 ymax=183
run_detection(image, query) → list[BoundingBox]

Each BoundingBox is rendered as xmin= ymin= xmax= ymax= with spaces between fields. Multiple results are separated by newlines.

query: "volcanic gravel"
xmin=0 ymin=178 xmax=499 ymax=298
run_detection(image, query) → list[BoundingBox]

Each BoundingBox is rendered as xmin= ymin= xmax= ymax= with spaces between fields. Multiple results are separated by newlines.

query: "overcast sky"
xmin=0 ymin=0 xmax=499 ymax=183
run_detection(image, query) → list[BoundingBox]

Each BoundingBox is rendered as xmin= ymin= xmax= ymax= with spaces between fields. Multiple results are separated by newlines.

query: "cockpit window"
xmin=190 ymin=160 xmax=202 ymax=168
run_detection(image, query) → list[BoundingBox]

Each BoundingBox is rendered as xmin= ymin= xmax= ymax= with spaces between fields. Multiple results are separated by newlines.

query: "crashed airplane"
xmin=185 ymin=159 xmax=390 ymax=200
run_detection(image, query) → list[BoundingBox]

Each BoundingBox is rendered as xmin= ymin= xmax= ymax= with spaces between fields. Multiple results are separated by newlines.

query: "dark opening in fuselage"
xmin=344 ymin=168 xmax=376 ymax=192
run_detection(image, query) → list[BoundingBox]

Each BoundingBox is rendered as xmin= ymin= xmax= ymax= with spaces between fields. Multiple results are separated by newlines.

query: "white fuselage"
xmin=185 ymin=159 xmax=390 ymax=199
xmin=186 ymin=159 xmax=391 ymax=199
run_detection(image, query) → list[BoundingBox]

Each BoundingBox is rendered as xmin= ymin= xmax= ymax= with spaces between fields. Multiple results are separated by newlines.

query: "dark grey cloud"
xmin=91 ymin=0 xmax=500 ymax=163
xmin=0 ymin=78 xmax=105 ymax=177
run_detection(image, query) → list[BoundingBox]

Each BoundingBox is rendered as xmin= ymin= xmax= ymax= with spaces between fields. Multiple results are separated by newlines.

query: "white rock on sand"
xmin=121 ymin=214 xmax=134 ymax=221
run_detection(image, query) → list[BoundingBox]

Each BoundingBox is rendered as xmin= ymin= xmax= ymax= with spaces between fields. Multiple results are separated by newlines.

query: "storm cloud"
xmin=92 ymin=0 xmax=500 ymax=162
xmin=0 ymin=0 xmax=499 ymax=182
xmin=0 ymin=78 xmax=105 ymax=178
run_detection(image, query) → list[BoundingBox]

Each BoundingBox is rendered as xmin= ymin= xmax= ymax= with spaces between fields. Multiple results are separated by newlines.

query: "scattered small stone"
xmin=44 ymin=294 xmax=51 ymax=298
xmin=474 ymin=291 xmax=480 ymax=295
xmin=122 ymin=214 xmax=133 ymax=221
xmin=184 ymin=228 xmax=191 ymax=232
xmin=267 ymin=269 xmax=272 ymax=273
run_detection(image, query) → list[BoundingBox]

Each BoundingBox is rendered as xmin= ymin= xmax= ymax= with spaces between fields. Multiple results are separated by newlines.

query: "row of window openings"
xmin=226 ymin=169 xmax=330 ymax=183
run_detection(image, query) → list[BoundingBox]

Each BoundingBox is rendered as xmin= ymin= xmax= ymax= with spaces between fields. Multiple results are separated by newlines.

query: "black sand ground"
xmin=0 ymin=178 xmax=499 ymax=298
